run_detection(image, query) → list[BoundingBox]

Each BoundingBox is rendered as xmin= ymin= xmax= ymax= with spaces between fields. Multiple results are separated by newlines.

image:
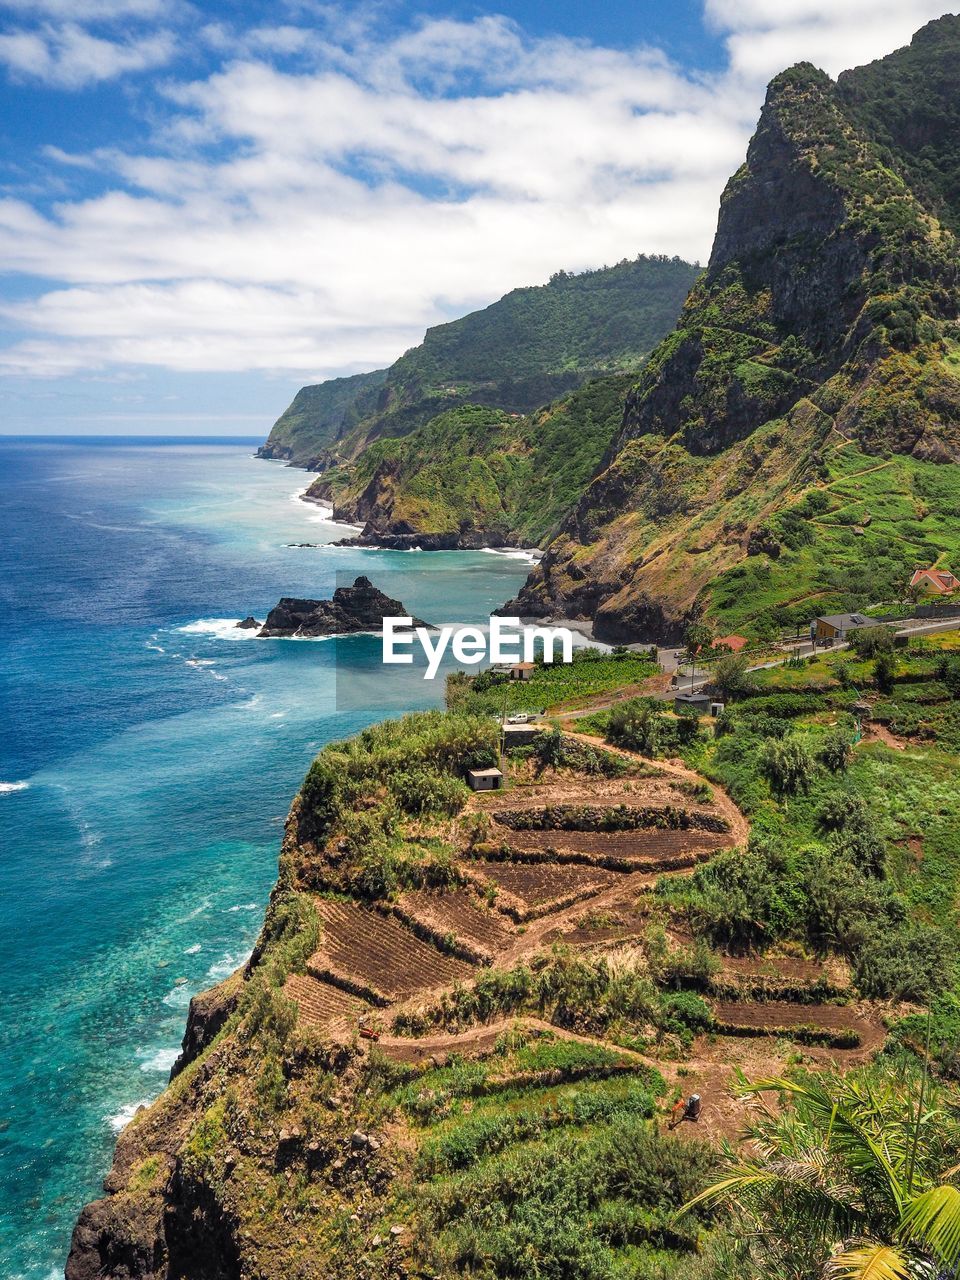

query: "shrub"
xmin=874 ymin=651 xmax=897 ymax=694
xmin=606 ymin=699 xmax=663 ymax=755
xmin=711 ymin=655 xmax=756 ymax=700
xmin=422 ymin=1117 xmax=718 ymax=1279
xmin=389 ymin=768 xmax=469 ymax=817
xmin=835 ymin=659 xmax=855 ymax=690
xmin=854 ymin=924 xmax=952 ymax=1002
xmin=737 ymin=693 xmax=825 ymax=717
xmin=801 ymin=849 xmax=903 ymax=956
xmin=819 ymin=729 xmax=853 ymax=773
xmin=850 ymin=626 xmax=895 ymax=658
xmin=645 ymin=928 xmax=719 ymax=990
xmin=818 ymin=791 xmax=868 ymax=832
xmin=659 ymin=990 xmax=714 ymax=1034
xmin=663 ymin=844 xmax=797 ymax=951
xmin=298 ymin=757 xmax=340 ymax=838
xmin=934 ymin=656 xmax=960 ymax=698
xmin=760 ymin=736 xmax=816 ymax=795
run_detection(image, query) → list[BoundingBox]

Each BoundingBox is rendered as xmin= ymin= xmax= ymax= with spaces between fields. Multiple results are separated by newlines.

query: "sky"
xmin=0 ymin=0 xmax=955 ymax=436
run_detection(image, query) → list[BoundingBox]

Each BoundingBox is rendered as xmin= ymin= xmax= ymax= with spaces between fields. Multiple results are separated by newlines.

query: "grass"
xmin=418 ymin=1113 xmax=717 ymax=1279
xmin=709 ymin=444 xmax=960 ymax=635
xmin=449 ymin=650 xmax=659 ymax=717
xmin=415 ymin=1075 xmax=660 ymax=1174
xmin=650 ymin=636 xmax=960 ymax=1002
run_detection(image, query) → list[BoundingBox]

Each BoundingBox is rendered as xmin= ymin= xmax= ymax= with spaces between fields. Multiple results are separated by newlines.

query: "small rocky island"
xmin=255 ymin=575 xmax=427 ymax=638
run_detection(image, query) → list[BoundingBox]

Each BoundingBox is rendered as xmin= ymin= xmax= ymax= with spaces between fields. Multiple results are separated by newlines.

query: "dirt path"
xmin=376 ymin=1015 xmax=658 ymax=1067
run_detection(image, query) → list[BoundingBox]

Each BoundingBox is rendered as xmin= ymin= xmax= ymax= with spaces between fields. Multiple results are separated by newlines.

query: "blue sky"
xmin=0 ymin=0 xmax=953 ymax=436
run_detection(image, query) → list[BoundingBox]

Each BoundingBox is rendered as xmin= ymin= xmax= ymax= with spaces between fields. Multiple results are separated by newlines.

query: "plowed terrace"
xmin=286 ymin=733 xmax=885 ymax=1095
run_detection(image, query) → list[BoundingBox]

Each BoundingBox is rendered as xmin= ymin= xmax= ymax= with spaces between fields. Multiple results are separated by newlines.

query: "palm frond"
xmin=739 ymin=1075 xmax=911 ymax=1212
xmin=898 ymin=1184 xmax=960 ymax=1268
xmin=824 ymin=1243 xmax=910 ymax=1280
xmin=680 ymin=1169 xmax=779 ymax=1213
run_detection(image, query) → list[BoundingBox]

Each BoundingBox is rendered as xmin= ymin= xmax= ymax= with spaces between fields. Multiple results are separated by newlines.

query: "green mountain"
xmin=507 ymin=15 xmax=960 ymax=642
xmin=258 ymin=255 xmax=700 ymax=469
xmin=258 ymin=370 xmax=388 ymax=466
xmin=310 ymin=374 xmax=635 ymax=549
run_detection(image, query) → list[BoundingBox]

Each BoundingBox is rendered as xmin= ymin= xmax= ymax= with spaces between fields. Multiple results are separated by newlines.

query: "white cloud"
xmin=0 ymin=21 xmax=175 ymax=87
xmin=706 ymin=0 xmax=953 ymax=79
xmin=0 ymin=2 xmax=955 ymax=379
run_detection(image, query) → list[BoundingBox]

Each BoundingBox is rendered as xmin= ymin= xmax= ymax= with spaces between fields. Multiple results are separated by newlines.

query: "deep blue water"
xmin=0 ymin=437 xmax=531 ymax=1278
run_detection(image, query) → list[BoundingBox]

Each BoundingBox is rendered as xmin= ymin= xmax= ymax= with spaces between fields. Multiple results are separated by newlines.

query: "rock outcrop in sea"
xmin=256 ymin=576 xmax=426 ymax=638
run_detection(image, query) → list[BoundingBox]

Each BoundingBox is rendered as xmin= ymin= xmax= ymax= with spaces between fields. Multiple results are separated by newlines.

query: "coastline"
xmin=295 ymin=488 xmax=364 ymax=533
xmin=6 ymin=440 xmax=551 ymax=1279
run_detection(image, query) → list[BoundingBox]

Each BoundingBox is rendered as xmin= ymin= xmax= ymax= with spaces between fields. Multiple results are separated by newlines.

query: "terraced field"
xmin=475 ymin=779 xmax=706 ymax=816
xmin=283 ymin=733 xmax=887 ymax=1092
xmin=497 ymin=827 xmax=733 ymax=871
xmin=285 ymin=743 xmax=743 ymax=1036
xmin=308 ymin=898 xmax=474 ymax=1005
xmin=282 ymin=973 xmax=363 ymax=1028
xmin=466 ymin=858 xmax=618 ymax=920
xmin=711 ymin=1000 xmax=883 ymax=1054
xmin=394 ymin=888 xmax=514 ymax=963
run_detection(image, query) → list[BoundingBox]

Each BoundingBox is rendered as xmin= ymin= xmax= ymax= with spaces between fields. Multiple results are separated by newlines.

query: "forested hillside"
xmin=308 ymin=374 xmax=634 ymax=549
xmin=259 ymin=256 xmax=699 ymax=468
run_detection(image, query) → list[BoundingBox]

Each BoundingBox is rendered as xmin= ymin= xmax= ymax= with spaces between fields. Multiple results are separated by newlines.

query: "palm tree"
xmin=682 ymin=1065 xmax=960 ymax=1279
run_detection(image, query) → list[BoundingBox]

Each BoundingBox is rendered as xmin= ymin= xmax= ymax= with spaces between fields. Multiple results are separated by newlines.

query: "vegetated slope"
xmin=310 ymin=374 xmax=635 ymax=549
xmin=66 ymin=625 xmax=960 ymax=1280
xmin=65 ymin=714 xmax=746 ymax=1280
xmin=259 ymin=369 xmax=388 ymax=466
xmin=258 ymin=255 xmax=700 ymax=468
xmin=506 ymin=15 xmax=960 ymax=643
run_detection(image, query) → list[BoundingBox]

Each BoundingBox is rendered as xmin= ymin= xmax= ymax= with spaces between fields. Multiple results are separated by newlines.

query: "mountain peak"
xmin=506 ymin=17 xmax=960 ymax=643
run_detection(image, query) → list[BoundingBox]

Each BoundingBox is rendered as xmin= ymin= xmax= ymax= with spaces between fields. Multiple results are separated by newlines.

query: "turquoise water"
xmin=0 ymin=438 xmax=531 ymax=1278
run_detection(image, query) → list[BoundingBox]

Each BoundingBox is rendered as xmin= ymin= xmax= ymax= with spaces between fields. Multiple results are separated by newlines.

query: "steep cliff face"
xmin=66 ymin=971 xmax=245 ymax=1280
xmin=257 ymin=370 xmax=388 ymax=466
xmin=507 ymin=20 xmax=960 ymax=642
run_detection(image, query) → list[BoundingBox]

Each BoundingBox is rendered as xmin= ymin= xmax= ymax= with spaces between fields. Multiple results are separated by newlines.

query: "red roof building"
xmin=911 ymin=568 xmax=959 ymax=595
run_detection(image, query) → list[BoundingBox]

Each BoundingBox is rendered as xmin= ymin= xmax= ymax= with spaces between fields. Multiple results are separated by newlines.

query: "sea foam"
xmin=178 ymin=618 xmax=254 ymax=641
xmin=139 ymin=1047 xmax=180 ymax=1074
xmin=479 ymin=546 xmax=542 ymax=564
xmin=0 ymin=781 xmax=29 ymax=794
xmin=107 ymin=1100 xmax=151 ymax=1133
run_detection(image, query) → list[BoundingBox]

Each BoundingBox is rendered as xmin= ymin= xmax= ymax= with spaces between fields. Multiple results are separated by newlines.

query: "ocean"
xmin=0 ymin=437 xmax=531 ymax=1278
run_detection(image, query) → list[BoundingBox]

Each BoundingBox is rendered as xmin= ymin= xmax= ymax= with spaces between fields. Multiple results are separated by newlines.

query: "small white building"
xmin=510 ymin=662 xmax=536 ymax=681
xmin=466 ymin=767 xmax=504 ymax=791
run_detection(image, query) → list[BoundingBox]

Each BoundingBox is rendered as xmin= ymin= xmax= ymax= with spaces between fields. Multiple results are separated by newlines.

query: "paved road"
xmin=614 ymin=616 xmax=960 ymax=707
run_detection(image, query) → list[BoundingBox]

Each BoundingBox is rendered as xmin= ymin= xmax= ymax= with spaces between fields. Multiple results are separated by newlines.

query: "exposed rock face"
xmin=257 ymin=370 xmax=389 ymax=467
xmin=255 ymin=441 xmax=293 ymax=462
xmin=257 ymin=576 xmax=427 ymax=637
xmin=235 ymin=617 xmax=260 ymax=630
xmin=333 ymin=526 xmax=510 ymax=552
xmin=170 ymin=972 xmax=244 ymax=1080
xmin=65 ymin=971 xmax=246 ymax=1280
xmin=506 ymin=21 xmax=960 ymax=642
